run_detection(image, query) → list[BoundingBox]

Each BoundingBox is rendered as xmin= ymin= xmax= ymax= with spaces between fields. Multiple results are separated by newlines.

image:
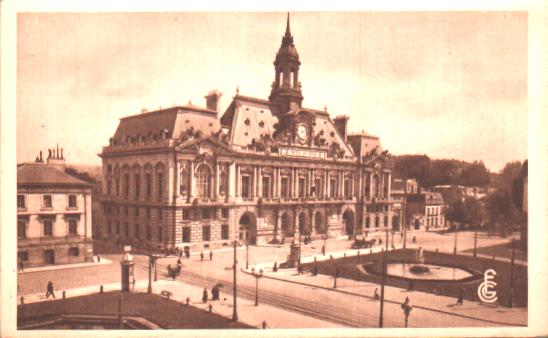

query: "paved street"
xmin=18 ymin=229 xmax=526 ymax=328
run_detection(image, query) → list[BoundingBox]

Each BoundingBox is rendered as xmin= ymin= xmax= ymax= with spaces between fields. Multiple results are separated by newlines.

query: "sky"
xmin=17 ymin=11 xmax=528 ymax=172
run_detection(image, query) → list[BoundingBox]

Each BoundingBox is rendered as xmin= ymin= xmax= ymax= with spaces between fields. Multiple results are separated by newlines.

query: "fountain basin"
xmin=363 ymin=262 xmax=480 ymax=282
xmin=409 ymin=265 xmax=430 ymax=274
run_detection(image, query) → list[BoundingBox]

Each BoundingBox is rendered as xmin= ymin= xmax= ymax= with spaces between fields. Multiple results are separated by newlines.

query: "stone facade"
xmin=17 ymin=151 xmax=94 ymax=267
xmin=97 ymin=15 xmax=396 ymax=252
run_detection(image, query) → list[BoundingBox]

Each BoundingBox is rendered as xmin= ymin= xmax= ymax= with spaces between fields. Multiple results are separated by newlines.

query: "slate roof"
xmin=112 ymin=106 xmax=220 ymax=144
xmin=17 ymin=163 xmax=92 ymax=188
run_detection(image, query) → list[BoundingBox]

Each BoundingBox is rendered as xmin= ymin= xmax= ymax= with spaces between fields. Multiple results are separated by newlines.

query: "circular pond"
xmin=385 ymin=263 xmax=473 ymax=281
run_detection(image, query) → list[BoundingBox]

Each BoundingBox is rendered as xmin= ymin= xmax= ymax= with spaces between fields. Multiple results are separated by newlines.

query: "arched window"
xmin=155 ymin=163 xmax=165 ymax=198
xmin=179 ymin=165 xmax=189 ymax=197
xmin=219 ymin=169 xmax=228 ymax=196
xmin=196 ymin=164 xmax=212 ymax=198
xmin=373 ymin=175 xmax=380 ymax=198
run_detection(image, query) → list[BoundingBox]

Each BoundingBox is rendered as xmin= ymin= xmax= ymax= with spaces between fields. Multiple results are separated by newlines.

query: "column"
xmin=188 ymin=161 xmax=194 ymax=201
xmin=386 ymin=172 xmax=391 ymax=200
xmin=257 ymin=167 xmax=263 ymax=197
xmin=368 ymin=172 xmax=373 ymax=199
xmin=174 ymin=161 xmax=180 ymax=198
xmin=326 ymin=171 xmax=331 ymax=198
xmin=235 ymin=164 xmax=241 ymax=197
xmin=252 ymin=166 xmax=258 ymax=198
xmin=339 ymin=171 xmax=344 ymax=198
xmin=214 ymin=163 xmax=220 ymax=198
xmin=292 ymin=168 xmax=297 ymax=197
xmin=308 ymin=169 xmax=313 ymax=197
xmin=274 ymin=168 xmax=280 ymax=197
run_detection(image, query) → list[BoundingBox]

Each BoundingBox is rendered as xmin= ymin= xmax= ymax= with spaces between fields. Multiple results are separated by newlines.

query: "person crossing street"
xmin=45 ymin=281 xmax=55 ymax=299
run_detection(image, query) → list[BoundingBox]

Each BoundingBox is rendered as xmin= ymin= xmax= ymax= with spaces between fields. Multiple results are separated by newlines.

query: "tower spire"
xmin=285 ymin=12 xmax=291 ymax=36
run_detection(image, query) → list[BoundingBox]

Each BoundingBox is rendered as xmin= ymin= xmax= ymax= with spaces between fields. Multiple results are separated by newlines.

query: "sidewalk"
xmin=243 ymin=249 xmax=527 ymax=327
xmin=18 ymin=256 xmax=113 ymax=274
xmin=18 ymin=279 xmax=344 ymax=329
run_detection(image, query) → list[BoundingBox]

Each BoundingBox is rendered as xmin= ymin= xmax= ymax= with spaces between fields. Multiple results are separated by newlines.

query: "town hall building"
xmin=98 ymin=15 xmax=395 ymax=252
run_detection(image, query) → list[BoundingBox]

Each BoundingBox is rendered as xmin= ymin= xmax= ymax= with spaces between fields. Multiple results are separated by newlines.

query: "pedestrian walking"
xmin=273 ymin=261 xmax=278 ymax=272
xmin=46 ymin=281 xmax=55 ymax=298
xmin=202 ymin=288 xmax=208 ymax=303
xmin=19 ymin=261 xmax=24 ymax=272
xmin=209 ymin=250 xmax=213 ymax=261
xmin=456 ymin=289 xmax=464 ymax=306
xmin=321 ymin=245 xmax=326 ymax=256
xmin=177 ymin=257 xmax=182 ymax=265
xmin=312 ymin=265 xmax=318 ymax=276
xmin=97 ymin=254 xmax=101 ymax=263
xmin=200 ymin=251 xmax=204 ymax=262
xmin=412 ymin=236 xmax=416 ymax=243
xmin=374 ymin=287 xmax=379 ymax=300
xmin=185 ymin=250 xmax=190 ymax=259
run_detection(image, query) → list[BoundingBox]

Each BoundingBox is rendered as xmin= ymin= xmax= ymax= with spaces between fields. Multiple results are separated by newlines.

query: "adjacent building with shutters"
xmin=17 ymin=148 xmax=94 ymax=267
xmin=98 ymin=14 xmax=396 ymax=252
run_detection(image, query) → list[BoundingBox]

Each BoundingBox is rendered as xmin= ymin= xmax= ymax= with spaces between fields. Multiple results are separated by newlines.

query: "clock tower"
xmin=269 ymin=13 xmax=304 ymax=114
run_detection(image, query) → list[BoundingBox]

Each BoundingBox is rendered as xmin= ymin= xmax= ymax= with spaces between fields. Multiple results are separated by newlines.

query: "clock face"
xmin=297 ymin=124 xmax=307 ymax=140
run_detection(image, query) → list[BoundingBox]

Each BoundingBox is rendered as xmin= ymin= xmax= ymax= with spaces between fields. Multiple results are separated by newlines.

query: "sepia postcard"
xmin=1 ymin=1 xmax=547 ymax=337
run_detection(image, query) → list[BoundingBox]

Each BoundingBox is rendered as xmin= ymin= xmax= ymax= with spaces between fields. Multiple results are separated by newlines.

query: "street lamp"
xmin=251 ymin=267 xmax=263 ymax=306
xmin=379 ymin=229 xmax=389 ymax=328
xmin=232 ymin=239 xmax=238 ymax=321
xmin=453 ymin=224 xmax=459 ymax=255
xmin=473 ymin=227 xmax=478 ymax=257
xmin=154 ymin=254 xmax=159 ymax=281
xmin=322 ymin=234 xmax=327 ymax=256
xmin=147 ymin=249 xmax=152 ymax=294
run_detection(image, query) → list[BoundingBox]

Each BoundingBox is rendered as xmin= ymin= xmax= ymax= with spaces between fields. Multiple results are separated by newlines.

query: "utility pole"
xmin=473 ymin=228 xmax=478 ymax=257
xmin=147 ymin=249 xmax=152 ymax=294
xmin=154 ymin=255 xmax=158 ymax=281
xmin=232 ymin=240 xmax=238 ymax=321
xmin=298 ymin=227 xmax=302 ymax=269
xmin=508 ymin=239 xmax=516 ymax=307
xmin=118 ymin=293 xmax=123 ymax=329
xmin=402 ymin=187 xmax=408 ymax=249
xmin=379 ymin=246 xmax=386 ymax=328
xmin=453 ymin=224 xmax=458 ymax=255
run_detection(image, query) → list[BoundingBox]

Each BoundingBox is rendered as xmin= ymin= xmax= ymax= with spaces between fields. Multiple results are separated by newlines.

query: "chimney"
xmin=47 ymin=145 xmax=66 ymax=170
xmin=333 ymin=115 xmax=349 ymax=142
xmin=205 ymin=90 xmax=222 ymax=113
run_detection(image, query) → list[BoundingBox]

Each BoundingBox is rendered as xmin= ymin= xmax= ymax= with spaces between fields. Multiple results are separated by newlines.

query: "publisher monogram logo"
xmin=477 ymin=269 xmax=497 ymax=303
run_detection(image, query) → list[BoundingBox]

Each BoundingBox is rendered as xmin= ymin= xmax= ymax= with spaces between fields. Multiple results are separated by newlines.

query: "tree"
xmin=458 ymin=161 xmax=490 ymax=187
xmin=485 ymin=188 xmax=521 ymax=236
xmin=462 ymin=197 xmax=484 ymax=227
xmin=445 ymin=199 xmax=466 ymax=227
xmin=496 ymin=161 xmax=522 ymax=192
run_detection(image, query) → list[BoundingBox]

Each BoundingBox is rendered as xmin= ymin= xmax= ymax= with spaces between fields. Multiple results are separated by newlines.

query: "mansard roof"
xmin=111 ymin=105 xmax=220 ymax=145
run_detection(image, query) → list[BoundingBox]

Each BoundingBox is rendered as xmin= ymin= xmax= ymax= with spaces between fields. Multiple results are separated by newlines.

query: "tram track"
xmin=134 ymin=260 xmax=386 ymax=328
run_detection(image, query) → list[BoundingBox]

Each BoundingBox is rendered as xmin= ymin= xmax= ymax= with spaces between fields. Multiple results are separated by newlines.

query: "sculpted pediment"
xmin=177 ymin=136 xmax=235 ymax=155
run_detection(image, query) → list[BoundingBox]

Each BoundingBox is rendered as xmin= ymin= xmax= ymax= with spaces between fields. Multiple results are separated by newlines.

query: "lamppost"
xmin=298 ymin=226 xmax=302 ymax=269
xmin=232 ymin=239 xmax=238 ymax=321
xmin=154 ymin=254 xmax=159 ymax=281
xmin=379 ymin=229 xmax=389 ymax=328
xmin=508 ymin=239 xmax=516 ymax=307
xmin=147 ymin=249 xmax=152 ymax=294
xmin=453 ymin=224 xmax=459 ymax=255
xmin=251 ymin=267 xmax=263 ymax=306
xmin=322 ymin=234 xmax=327 ymax=256
xmin=473 ymin=227 xmax=478 ymax=257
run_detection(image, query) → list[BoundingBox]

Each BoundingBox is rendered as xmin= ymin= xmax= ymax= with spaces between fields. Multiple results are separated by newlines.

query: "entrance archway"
xmin=298 ymin=212 xmax=310 ymax=236
xmin=280 ymin=212 xmax=294 ymax=237
xmin=343 ymin=210 xmax=355 ymax=235
xmin=239 ymin=212 xmax=257 ymax=245
xmin=314 ymin=211 xmax=326 ymax=234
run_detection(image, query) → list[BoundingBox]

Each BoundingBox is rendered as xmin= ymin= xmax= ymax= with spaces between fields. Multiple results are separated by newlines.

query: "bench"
xmin=160 ymin=290 xmax=172 ymax=299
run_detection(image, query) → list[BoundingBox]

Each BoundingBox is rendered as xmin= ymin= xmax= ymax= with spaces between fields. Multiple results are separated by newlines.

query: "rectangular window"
xmin=68 ymin=219 xmax=78 ymax=235
xmin=68 ymin=247 xmax=79 ymax=256
xmin=221 ymin=224 xmax=229 ymax=240
xmin=124 ymin=174 xmax=130 ymax=197
xmin=157 ymin=173 xmax=164 ymax=197
xmin=182 ymin=209 xmax=190 ymax=220
xmin=298 ymin=177 xmax=306 ymax=197
xmin=262 ymin=176 xmax=271 ymax=198
xmin=158 ymin=226 xmax=163 ymax=242
xmin=124 ymin=223 xmax=129 ymax=238
xmin=116 ymin=222 xmax=120 ymax=235
xmin=202 ymin=225 xmax=211 ymax=241
xmin=68 ymin=195 xmax=77 ymax=208
xmin=241 ymin=175 xmax=251 ymax=198
xmin=145 ymin=173 xmax=152 ymax=198
xmin=108 ymin=221 xmax=112 ymax=234
xmin=115 ymin=178 xmax=120 ymax=196
xmin=124 ymin=206 xmax=129 ymax=216
xmin=221 ymin=208 xmax=229 ymax=218
xmin=146 ymin=225 xmax=151 ymax=240
xmin=281 ymin=177 xmax=289 ymax=198
xmin=365 ymin=217 xmax=370 ymax=228
xmin=344 ymin=179 xmax=352 ymax=199
xmin=17 ymin=195 xmax=25 ymax=209
xmin=202 ymin=208 xmax=211 ymax=220
xmin=107 ymin=179 xmax=112 ymax=195
xmin=182 ymin=227 xmax=191 ymax=243
xmin=134 ymin=174 xmax=141 ymax=199
xmin=43 ymin=219 xmax=53 ymax=236
xmin=18 ymin=251 xmax=28 ymax=262
xmin=43 ymin=195 xmax=53 ymax=208
xmin=158 ymin=208 xmax=163 ymax=220
xmin=314 ymin=178 xmax=322 ymax=197
xmin=18 ymin=220 xmax=26 ymax=239
xmin=330 ymin=178 xmax=337 ymax=198
xmin=135 ymin=224 xmax=140 ymax=239
xmin=134 ymin=207 xmax=139 ymax=217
